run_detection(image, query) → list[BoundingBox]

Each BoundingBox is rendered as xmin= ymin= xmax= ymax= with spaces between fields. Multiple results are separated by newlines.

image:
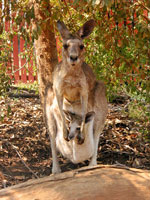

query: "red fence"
xmin=4 ymin=18 xmax=62 ymax=84
xmin=4 ymin=19 xmax=37 ymax=84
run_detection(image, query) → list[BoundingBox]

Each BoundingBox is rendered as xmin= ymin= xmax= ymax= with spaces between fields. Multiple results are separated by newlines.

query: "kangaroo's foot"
xmin=52 ymin=165 xmax=61 ymax=174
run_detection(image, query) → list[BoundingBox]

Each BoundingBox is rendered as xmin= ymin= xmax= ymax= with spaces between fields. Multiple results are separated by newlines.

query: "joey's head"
xmin=63 ymin=110 xmax=95 ymax=143
xmin=57 ymin=20 xmax=95 ymax=67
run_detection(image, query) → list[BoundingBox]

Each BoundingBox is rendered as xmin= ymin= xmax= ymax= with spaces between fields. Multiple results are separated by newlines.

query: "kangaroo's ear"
xmin=57 ymin=21 xmax=71 ymax=40
xmin=77 ymin=19 xmax=95 ymax=39
xmin=85 ymin=111 xmax=95 ymax=123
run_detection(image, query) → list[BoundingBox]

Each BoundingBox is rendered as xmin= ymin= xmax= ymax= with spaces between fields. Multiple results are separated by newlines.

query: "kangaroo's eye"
xmin=80 ymin=45 xmax=84 ymax=50
xmin=63 ymin=44 xmax=69 ymax=50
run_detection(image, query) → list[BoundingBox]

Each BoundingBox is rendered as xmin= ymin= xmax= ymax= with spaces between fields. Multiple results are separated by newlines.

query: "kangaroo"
xmin=53 ymin=20 xmax=96 ymax=143
xmin=44 ymin=78 xmax=107 ymax=174
xmin=45 ymin=20 xmax=108 ymax=174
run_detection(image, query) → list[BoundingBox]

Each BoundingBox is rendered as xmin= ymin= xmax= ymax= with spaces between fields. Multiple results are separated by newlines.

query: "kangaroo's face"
xmin=63 ymin=110 xmax=95 ymax=144
xmin=63 ymin=39 xmax=85 ymax=66
xmin=57 ymin=20 xmax=95 ymax=67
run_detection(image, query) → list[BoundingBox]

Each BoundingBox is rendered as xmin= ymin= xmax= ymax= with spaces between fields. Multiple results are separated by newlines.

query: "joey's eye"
xmin=63 ymin=44 xmax=69 ymax=50
xmin=80 ymin=45 xmax=84 ymax=50
xmin=76 ymin=127 xmax=80 ymax=131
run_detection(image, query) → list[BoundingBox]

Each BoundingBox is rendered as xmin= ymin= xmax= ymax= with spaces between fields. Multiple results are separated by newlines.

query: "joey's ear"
xmin=77 ymin=19 xmax=95 ymax=39
xmin=85 ymin=111 xmax=95 ymax=123
xmin=57 ymin=20 xmax=71 ymax=40
xmin=63 ymin=110 xmax=72 ymax=121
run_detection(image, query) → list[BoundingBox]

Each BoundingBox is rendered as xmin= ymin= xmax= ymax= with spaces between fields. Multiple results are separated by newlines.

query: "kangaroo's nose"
xmin=70 ymin=56 xmax=78 ymax=61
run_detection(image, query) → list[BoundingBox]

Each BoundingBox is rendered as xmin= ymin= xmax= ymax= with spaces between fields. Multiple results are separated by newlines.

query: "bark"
xmin=33 ymin=1 xmax=58 ymax=106
xmin=0 ymin=165 xmax=150 ymax=200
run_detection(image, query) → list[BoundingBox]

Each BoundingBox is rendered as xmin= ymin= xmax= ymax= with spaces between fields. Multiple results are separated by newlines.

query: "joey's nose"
xmin=68 ymin=133 xmax=75 ymax=140
xmin=70 ymin=56 xmax=78 ymax=62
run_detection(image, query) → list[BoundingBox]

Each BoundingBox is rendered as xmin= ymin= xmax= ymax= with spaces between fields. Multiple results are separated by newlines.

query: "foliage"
xmin=0 ymin=31 xmax=12 ymax=96
xmin=0 ymin=0 xmax=36 ymax=95
xmin=0 ymin=71 xmax=11 ymax=96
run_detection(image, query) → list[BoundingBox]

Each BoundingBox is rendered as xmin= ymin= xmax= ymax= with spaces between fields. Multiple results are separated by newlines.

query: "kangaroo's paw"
xmin=78 ymin=121 xmax=85 ymax=144
xmin=77 ymin=133 xmax=84 ymax=145
xmin=63 ymin=126 xmax=69 ymax=141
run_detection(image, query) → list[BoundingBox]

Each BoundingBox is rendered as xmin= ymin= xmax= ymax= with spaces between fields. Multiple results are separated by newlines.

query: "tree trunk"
xmin=33 ymin=1 xmax=58 ymax=106
xmin=0 ymin=165 xmax=150 ymax=200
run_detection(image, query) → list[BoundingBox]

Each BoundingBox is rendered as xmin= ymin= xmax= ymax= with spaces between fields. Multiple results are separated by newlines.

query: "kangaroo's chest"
xmin=62 ymin=75 xmax=87 ymax=101
xmin=63 ymin=81 xmax=81 ymax=101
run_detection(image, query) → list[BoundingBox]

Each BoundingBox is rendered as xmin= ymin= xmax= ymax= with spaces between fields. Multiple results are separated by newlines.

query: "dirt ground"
xmin=0 ymin=90 xmax=150 ymax=189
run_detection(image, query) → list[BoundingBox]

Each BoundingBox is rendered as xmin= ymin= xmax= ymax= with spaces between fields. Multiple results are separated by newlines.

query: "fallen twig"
xmin=1 ymin=139 xmax=39 ymax=179
xmin=8 ymin=93 xmax=39 ymax=98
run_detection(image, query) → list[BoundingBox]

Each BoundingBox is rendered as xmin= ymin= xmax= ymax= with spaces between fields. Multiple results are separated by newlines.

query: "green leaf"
xmin=73 ymin=0 xmax=80 ymax=5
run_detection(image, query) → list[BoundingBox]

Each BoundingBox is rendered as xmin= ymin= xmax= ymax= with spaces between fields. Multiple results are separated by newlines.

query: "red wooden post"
xmin=13 ymin=35 xmax=20 ymax=83
xmin=20 ymin=38 xmax=27 ymax=83
xmin=28 ymin=57 xmax=35 ymax=83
